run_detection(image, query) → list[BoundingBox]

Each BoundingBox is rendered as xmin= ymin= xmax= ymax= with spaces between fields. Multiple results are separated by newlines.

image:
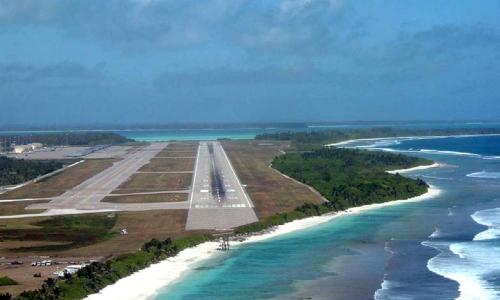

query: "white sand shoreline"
xmin=329 ymin=133 xmax=500 ymax=147
xmin=86 ymin=172 xmax=442 ymax=300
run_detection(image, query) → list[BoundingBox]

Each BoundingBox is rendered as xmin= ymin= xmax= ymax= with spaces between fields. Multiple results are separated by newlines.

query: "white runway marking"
xmin=186 ymin=141 xmax=258 ymax=230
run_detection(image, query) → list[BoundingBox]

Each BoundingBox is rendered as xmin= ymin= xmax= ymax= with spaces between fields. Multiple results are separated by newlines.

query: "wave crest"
xmin=466 ymin=171 xmax=500 ymax=179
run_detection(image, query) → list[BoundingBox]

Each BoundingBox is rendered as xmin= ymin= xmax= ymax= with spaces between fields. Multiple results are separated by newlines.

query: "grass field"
xmin=71 ymin=210 xmax=194 ymax=256
xmin=0 ymin=209 xmax=192 ymax=296
xmin=0 ymin=276 xmax=17 ymax=286
xmin=103 ymin=193 xmax=188 ymax=203
xmin=0 ymin=214 xmax=117 ymax=254
xmin=139 ymin=157 xmax=195 ymax=172
xmin=114 ymin=173 xmax=192 ymax=193
xmin=0 ymin=200 xmax=48 ymax=216
xmin=221 ymin=140 xmax=324 ymax=218
xmin=0 ymin=159 xmax=115 ymax=200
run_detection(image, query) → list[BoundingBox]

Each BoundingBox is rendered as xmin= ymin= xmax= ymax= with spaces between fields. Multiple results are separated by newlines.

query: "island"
xmin=0 ymin=128 xmax=459 ymax=299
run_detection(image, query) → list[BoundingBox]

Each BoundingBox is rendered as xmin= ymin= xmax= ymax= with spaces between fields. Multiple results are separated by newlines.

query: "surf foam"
xmin=466 ymin=171 xmax=500 ymax=179
xmin=422 ymin=207 xmax=500 ymax=300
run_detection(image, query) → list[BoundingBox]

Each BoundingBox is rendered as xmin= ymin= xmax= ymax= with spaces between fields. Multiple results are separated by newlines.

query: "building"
xmin=13 ymin=143 xmax=43 ymax=154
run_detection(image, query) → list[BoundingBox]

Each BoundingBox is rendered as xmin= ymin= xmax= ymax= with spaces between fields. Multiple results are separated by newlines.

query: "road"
xmin=185 ymin=141 xmax=258 ymax=230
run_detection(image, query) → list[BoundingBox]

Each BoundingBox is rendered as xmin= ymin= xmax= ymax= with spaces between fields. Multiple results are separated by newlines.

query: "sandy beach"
xmin=86 ymin=182 xmax=441 ymax=300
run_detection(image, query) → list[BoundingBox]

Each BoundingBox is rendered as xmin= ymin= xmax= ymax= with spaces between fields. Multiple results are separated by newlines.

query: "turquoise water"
xmin=116 ymin=128 xmax=277 ymax=141
xmin=154 ymin=135 xmax=500 ymax=300
xmin=3 ymin=121 xmax=500 ymax=141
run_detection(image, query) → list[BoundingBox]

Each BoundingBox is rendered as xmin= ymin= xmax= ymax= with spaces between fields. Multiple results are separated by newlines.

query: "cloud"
xmin=0 ymin=0 xmax=59 ymax=23
xmin=0 ymin=0 xmax=354 ymax=54
xmin=0 ymin=61 xmax=107 ymax=87
xmin=280 ymin=0 xmax=343 ymax=15
xmin=390 ymin=25 xmax=500 ymax=64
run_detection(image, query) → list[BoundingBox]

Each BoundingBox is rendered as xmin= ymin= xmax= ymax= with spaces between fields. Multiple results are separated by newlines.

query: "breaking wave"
xmin=471 ymin=207 xmax=500 ymax=241
xmin=423 ymin=207 xmax=500 ymax=299
xmin=466 ymin=171 xmax=500 ymax=179
xmin=429 ymin=227 xmax=442 ymax=238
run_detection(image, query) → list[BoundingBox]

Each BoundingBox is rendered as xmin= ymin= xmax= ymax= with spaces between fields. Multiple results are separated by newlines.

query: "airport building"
xmin=13 ymin=143 xmax=43 ymax=153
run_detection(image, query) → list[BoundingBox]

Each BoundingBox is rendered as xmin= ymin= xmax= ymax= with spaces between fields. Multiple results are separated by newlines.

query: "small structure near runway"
xmin=214 ymin=229 xmax=233 ymax=251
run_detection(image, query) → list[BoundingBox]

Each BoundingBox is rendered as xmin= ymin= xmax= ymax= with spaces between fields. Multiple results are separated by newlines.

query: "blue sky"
xmin=1 ymin=0 xmax=500 ymax=126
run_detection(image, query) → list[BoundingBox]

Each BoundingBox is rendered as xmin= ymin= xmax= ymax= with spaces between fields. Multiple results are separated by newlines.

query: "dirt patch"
xmin=156 ymin=149 xmax=197 ymax=157
xmin=114 ymin=173 xmax=192 ymax=193
xmin=0 ymin=200 xmax=48 ymax=216
xmin=155 ymin=151 xmax=197 ymax=158
xmin=0 ymin=256 xmax=101 ymax=297
xmin=103 ymin=193 xmax=188 ymax=203
xmin=139 ymin=157 xmax=195 ymax=172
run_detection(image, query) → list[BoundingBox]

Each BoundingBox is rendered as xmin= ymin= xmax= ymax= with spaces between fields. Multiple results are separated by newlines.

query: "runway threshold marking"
xmin=188 ymin=143 xmax=201 ymax=209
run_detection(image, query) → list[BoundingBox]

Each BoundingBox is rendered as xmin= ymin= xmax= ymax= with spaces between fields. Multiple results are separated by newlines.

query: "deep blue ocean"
xmin=152 ymin=135 xmax=500 ymax=300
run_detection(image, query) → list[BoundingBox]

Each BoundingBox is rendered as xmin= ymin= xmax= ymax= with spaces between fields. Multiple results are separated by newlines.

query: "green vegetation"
xmin=273 ymin=147 xmax=430 ymax=209
xmin=235 ymin=203 xmax=331 ymax=234
xmin=1 ymin=132 xmax=131 ymax=148
xmin=256 ymin=127 xmax=500 ymax=149
xmin=237 ymin=147 xmax=432 ymax=235
xmin=0 ymin=215 xmax=117 ymax=252
xmin=0 ymin=157 xmax=63 ymax=186
xmin=0 ymin=293 xmax=13 ymax=300
xmin=0 ymin=277 xmax=18 ymax=287
xmin=15 ymin=234 xmax=212 ymax=300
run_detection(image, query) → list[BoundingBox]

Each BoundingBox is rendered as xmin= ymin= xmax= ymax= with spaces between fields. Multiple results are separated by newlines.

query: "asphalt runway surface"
xmin=185 ymin=141 xmax=258 ymax=230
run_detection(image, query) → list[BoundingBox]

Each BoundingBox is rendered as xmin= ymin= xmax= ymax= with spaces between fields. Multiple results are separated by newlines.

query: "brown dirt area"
xmin=0 ymin=256 xmax=102 ymax=296
xmin=155 ymin=151 xmax=197 ymax=158
xmin=114 ymin=173 xmax=192 ymax=193
xmin=221 ymin=140 xmax=324 ymax=218
xmin=156 ymin=149 xmax=197 ymax=157
xmin=0 ymin=200 xmax=48 ymax=216
xmin=139 ymin=157 xmax=195 ymax=172
xmin=102 ymin=193 xmax=188 ymax=203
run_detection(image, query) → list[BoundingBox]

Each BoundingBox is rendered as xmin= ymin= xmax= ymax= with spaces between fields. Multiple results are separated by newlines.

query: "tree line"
xmin=255 ymin=127 xmax=500 ymax=149
xmin=0 ymin=157 xmax=63 ymax=186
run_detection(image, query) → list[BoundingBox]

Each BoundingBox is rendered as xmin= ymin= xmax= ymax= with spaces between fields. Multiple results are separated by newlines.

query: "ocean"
xmin=152 ymin=135 xmax=500 ymax=300
xmin=3 ymin=121 xmax=500 ymax=141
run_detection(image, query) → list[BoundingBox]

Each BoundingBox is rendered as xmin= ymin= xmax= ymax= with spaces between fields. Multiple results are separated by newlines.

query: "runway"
xmin=26 ymin=143 xmax=189 ymax=211
xmin=185 ymin=141 xmax=258 ymax=230
xmin=1 ymin=141 xmax=258 ymax=229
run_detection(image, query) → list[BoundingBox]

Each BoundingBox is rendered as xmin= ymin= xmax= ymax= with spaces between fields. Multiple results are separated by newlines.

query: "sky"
xmin=1 ymin=0 xmax=500 ymax=127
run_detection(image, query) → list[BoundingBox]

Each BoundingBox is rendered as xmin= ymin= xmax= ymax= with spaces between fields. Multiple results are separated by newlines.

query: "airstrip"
xmin=0 ymin=141 xmax=258 ymax=230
